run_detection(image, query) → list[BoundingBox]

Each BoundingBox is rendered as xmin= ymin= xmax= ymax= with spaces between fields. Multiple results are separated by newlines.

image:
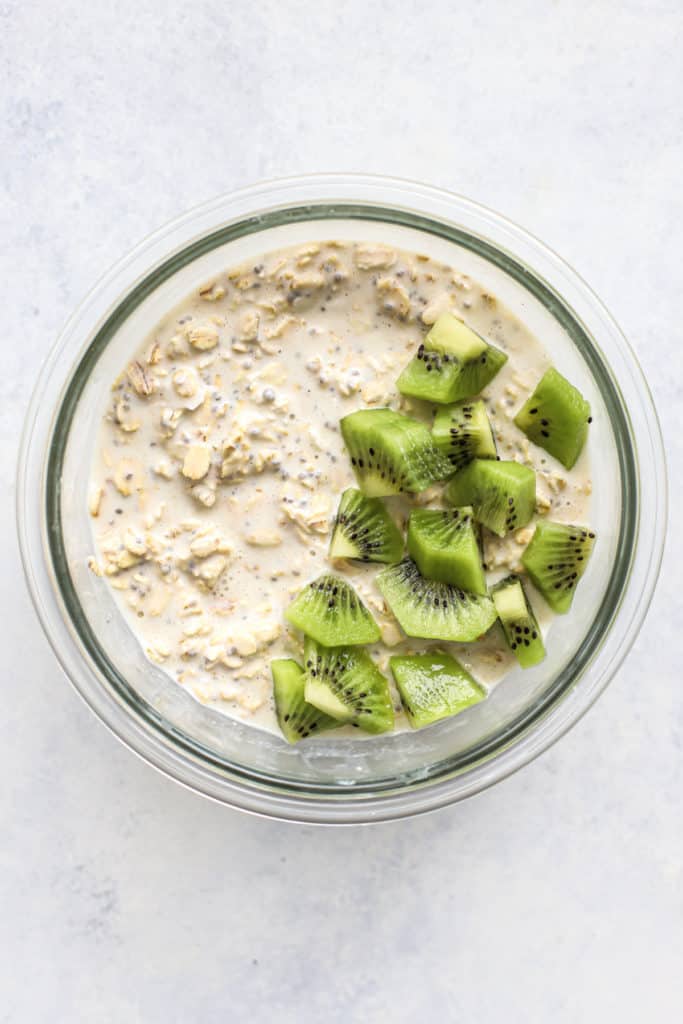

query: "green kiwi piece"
xmin=389 ymin=652 xmax=486 ymax=729
xmin=521 ymin=520 xmax=596 ymax=613
xmin=376 ymin=558 xmax=497 ymax=642
xmin=340 ymin=408 xmax=450 ymax=497
xmin=514 ymin=367 xmax=591 ymax=469
xmin=444 ymin=458 xmax=536 ymax=537
xmin=407 ymin=507 xmax=486 ymax=594
xmin=491 ymin=575 xmax=545 ymax=668
xmin=285 ymin=574 xmax=380 ymax=646
xmin=432 ymin=399 xmax=498 ymax=472
xmin=328 ymin=488 xmax=404 ymax=564
xmin=397 ymin=312 xmax=508 ymax=404
xmin=303 ymin=638 xmax=394 ymax=734
xmin=271 ymin=659 xmax=341 ymax=744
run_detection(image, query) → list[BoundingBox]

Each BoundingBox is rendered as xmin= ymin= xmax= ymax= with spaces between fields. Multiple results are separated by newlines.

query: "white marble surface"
xmin=2 ymin=1 xmax=681 ymax=1020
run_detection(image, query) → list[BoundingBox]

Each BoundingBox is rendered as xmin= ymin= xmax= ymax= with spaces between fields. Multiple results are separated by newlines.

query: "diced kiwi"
xmin=407 ymin=507 xmax=486 ymax=594
xmin=491 ymin=575 xmax=545 ymax=668
xmin=328 ymin=488 xmax=404 ymax=564
xmin=340 ymin=408 xmax=450 ymax=497
xmin=389 ymin=652 xmax=486 ymax=728
xmin=444 ymin=458 xmax=536 ymax=537
xmin=376 ymin=558 xmax=497 ymax=642
xmin=285 ymin=574 xmax=380 ymax=646
xmin=397 ymin=312 xmax=508 ymax=404
xmin=514 ymin=367 xmax=591 ymax=469
xmin=303 ymin=638 xmax=394 ymax=734
xmin=271 ymin=659 xmax=341 ymax=744
xmin=432 ymin=399 xmax=497 ymax=472
xmin=521 ymin=520 xmax=596 ymax=613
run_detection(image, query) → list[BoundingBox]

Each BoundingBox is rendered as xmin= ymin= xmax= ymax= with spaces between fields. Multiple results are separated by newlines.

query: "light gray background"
xmin=2 ymin=2 xmax=681 ymax=1021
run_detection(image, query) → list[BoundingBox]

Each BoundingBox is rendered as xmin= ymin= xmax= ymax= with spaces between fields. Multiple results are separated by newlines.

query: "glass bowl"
xmin=17 ymin=174 xmax=667 ymax=824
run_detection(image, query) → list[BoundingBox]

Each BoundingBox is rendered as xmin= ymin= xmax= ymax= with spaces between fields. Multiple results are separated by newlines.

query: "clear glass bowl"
xmin=17 ymin=174 xmax=667 ymax=824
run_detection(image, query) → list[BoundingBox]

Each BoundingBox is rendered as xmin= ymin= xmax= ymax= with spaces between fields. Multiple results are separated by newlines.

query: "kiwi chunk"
xmin=329 ymin=488 xmax=404 ymax=564
xmin=340 ymin=408 xmax=450 ymax=497
xmin=271 ymin=659 xmax=341 ymax=744
xmin=285 ymin=574 xmax=380 ymax=646
xmin=390 ymin=652 xmax=486 ymax=729
xmin=303 ymin=638 xmax=394 ymax=734
xmin=377 ymin=558 xmax=496 ymax=642
xmin=491 ymin=575 xmax=545 ymax=668
xmin=521 ymin=520 xmax=596 ymax=613
xmin=432 ymin=399 xmax=497 ymax=472
xmin=407 ymin=507 xmax=486 ymax=595
xmin=444 ymin=459 xmax=536 ymax=537
xmin=514 ymin=367 xmax=591 ymax=469
xmin=397 ymin=313 xmax=508 ymax=404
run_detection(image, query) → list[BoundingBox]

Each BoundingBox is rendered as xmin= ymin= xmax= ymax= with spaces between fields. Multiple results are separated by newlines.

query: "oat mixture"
xmin=88 ymin=241 xmax=592 ymax=734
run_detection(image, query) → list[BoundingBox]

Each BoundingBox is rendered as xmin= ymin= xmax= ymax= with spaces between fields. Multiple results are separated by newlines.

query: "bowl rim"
xmin=16 ymin=173 xmax=668 ymax=824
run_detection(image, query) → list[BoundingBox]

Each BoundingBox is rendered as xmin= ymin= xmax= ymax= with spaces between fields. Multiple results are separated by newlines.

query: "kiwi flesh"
xmin=432 ymin=399 xmax=497 ymax=472
xmin=397 ymin=312 xmax=508 ymax=404
xmin=377 ymin=558 xmax=496 ymax=642
xmin=340 ymin=408 xmax=450 ymax=497
xmin=445 ymin=458 xmax=536 ymax=537
xmin=329 ymin=488 xmax=404 ymax=564
xmin=271 ymin=659 xmax=341 ymax=744
xmin=407 ymin=507 xmax=486 ymax=595
xmin=389 ymin=652 xmax=486 ymax=728
xmin=521 ymin=520 xmax=595 ymax=613
xmin=514 ymin=367 xmax=591 ymax=469
xmin=303 ymin=638 xmax=395 ymax=734
xmin=285 ymin=574 xmax=380 ymax=646
xmin=491 ymin=575 xmax=545 ymax=668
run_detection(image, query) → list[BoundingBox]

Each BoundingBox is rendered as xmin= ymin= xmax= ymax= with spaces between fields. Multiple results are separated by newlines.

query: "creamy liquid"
xmin=88 ymin=241 xmax=592 ymax=735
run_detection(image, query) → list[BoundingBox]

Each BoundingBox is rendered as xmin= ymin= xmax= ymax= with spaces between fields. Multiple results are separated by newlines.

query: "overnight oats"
xmin=87 ymin=241 xmax=595 ymax=743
